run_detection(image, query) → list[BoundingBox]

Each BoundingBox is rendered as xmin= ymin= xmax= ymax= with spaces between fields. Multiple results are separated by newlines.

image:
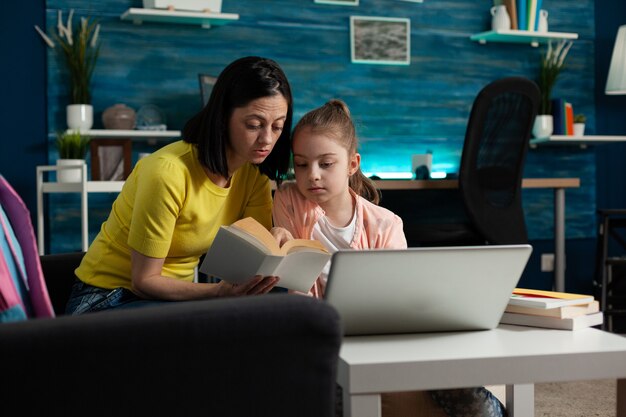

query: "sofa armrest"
xmin=0 ymin=294 xmax=342 ymax=417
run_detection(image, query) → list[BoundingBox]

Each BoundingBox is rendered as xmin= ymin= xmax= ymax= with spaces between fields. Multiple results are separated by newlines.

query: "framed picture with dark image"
xmin=198 ymin=74 xmax=218 ymax=108
xmin=350 ymin=16 xmax=411 ymax=65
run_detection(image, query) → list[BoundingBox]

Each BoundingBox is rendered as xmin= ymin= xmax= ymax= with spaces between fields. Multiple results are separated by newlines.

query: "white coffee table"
xmin=338 ymin=325 xmax=626 ymax=417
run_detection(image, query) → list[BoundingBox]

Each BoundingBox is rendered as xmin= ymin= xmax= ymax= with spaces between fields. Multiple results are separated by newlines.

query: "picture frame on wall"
xmin=198 ymin=74 xmax=217 ymax=108
xmin=315 ymin=0 xmax=358 ymax=6
xmin=350 ymin=16 xmax=411 ymax=65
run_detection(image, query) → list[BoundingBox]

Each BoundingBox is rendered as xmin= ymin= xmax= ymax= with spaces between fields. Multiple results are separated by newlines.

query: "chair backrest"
xmin=459 ymin=77 xmax=540 ymax=245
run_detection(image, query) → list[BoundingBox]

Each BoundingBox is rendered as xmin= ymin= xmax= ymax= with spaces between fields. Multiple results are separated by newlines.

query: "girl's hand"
xmin=271 ymin=227 xmax=294 ymax=247
xmin=217 ymin=275 xmax=279 ymax=297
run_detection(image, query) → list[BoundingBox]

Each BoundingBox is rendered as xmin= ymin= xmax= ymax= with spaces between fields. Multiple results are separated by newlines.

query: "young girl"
xmin=273 ymin=99 xmax=507 ymax=417
xmin=272 ymin=99 xmax=406 ymax=297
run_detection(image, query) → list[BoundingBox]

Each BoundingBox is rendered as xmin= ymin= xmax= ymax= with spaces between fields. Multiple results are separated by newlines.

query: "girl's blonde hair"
xmin=293 ymin=99 xmax=380 ymax=204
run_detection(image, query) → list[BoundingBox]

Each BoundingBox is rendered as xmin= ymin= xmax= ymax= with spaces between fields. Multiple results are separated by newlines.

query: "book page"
xmin=230 ymin=217 xmax=281 ymax=255
xmin=281 ymin=238 xmax=328 ymax=255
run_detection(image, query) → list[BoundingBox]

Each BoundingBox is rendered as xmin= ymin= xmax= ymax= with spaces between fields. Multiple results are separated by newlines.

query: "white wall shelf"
xmin=65 ymin=129 xmax=181 ymax=145
xmin=530 ymin=135 xmax=626 ymax=149
xmin=470 ymin=30 xmax=578 ymax=47
xmin=120 ymin=8 xmax=239 ymax=29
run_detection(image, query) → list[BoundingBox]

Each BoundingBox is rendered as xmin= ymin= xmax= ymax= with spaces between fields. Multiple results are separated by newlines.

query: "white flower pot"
xmin=532 ymin=115 xmax=554 ymax=138
xmin=67 ymin=104 xmax=93 ymax=132
xmin=573 ymin=123 xmax=585 ymax=136
xmin=56 ymin=159 xmax=85 ymax=183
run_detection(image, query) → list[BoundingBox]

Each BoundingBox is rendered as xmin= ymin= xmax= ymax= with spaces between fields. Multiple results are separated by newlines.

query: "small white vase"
xmin=573 ymin=123 xmax=585 ymax=136
xmin=67 ymin=104 xmax=93 ymax=132
xmin=532 ymin=115 xmax=553 ymax=138
xmin=56 ymin=159 xmax=85 ymax=183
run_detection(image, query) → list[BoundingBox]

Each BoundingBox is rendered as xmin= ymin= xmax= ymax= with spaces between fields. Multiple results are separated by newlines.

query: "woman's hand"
xmin=271 ymin=226 xmax=294 ymax=247
xmin=217 ymin=275 xmax=279 ymax=297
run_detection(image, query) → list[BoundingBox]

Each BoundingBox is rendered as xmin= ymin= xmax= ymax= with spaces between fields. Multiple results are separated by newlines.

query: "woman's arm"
xmin=130 ymin=250 xmax=278 ymax=301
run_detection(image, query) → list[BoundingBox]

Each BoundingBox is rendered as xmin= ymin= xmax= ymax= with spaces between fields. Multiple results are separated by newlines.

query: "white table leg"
xmin=554 ymin=187 xmax=566 ymax=292
xmin=342 ymin=391 xmax=381 ymax=417
xmin=618 ymin=379 xmax=626 ymax=417
xmin=506 ymin=384 xmax=534 ymax=417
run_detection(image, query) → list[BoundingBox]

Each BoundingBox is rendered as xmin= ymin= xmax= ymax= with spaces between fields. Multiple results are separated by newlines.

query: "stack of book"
xmin=500 ymin=288 xmax=603 ymax=330
xmin=551 ymin=98 xmax=575 ymax=135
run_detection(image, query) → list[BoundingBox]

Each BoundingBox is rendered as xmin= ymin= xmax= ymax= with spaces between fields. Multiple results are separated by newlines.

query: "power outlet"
xmin=541 ymin=253 xmax=555 ymax=272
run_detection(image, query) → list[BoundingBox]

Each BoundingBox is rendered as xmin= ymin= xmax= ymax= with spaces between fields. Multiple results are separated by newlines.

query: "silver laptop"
xmin=324 ymin=244 xmax=532 ymax=336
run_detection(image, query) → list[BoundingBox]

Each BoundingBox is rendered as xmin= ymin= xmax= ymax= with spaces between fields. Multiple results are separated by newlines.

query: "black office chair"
xmin=593 ymin=209 xmax=626 ymax=332
xmin=392 ymin=77 xmax=540 ymax=246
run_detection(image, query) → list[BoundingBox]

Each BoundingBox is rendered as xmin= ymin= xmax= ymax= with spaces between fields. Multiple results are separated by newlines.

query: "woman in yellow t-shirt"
xmin=66 ymin=56 xmax=293 ymax=314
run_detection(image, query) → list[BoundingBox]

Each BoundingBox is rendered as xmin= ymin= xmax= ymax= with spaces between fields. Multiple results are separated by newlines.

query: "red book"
xmin=565 ymin=102 xmax=574 ymax=135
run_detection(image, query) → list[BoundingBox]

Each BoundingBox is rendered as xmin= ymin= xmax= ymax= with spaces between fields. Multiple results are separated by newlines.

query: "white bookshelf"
xmin=530 ymin=135 xmax=626 ymax=148
xmin=121 ymin=8 xmax=239 ymax=29
xmin=470 ymin=30 xmax=578 ymax=47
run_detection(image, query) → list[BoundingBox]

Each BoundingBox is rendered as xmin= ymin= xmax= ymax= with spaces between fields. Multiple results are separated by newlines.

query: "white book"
xmin=500 ymin=311 xmax=604 ymax=330
xmin=200 ymin=217 xmax=331 ymax=293
xmin=505 ymin=300 xmax=600 ymax=319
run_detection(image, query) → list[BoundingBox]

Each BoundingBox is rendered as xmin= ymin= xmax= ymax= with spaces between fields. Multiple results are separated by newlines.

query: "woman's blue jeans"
xmin=65 ymin=279 xmax=169 ymax=315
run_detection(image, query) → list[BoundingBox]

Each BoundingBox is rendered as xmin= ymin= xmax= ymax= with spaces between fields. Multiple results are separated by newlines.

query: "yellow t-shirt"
xmin=76 ymin=140 xmax=273 ymax=290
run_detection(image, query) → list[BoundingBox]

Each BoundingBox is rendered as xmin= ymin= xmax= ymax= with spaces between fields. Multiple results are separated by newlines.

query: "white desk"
xmin=338 ymin=325 xmax=626 ymax=417
xmin=373 ymin=179 xmax=580 ymax=292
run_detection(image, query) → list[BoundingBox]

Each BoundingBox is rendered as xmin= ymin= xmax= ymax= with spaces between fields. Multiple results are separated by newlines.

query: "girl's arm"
xmin=130 ymin=250 xmax=278 ymax=300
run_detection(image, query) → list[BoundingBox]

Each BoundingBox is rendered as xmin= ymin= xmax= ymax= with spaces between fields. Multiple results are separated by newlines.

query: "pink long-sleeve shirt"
xmin=272 ymin=182 xmax=407 ymax=297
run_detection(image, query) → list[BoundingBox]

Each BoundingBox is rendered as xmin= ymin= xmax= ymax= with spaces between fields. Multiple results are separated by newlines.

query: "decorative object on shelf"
xmin=34 ymin=10 xmax=101 ymax=131
xmin=102 ymin=104 xmax=137 ymax=130
xmin=66 ymin=104 xmax=94 ymax=132
xmin=491 ymin=5 xmax=511 ymax=31
xmin=573 ymin=114 xmax=586 ymax=136
xmin=90 ymin=139 xmax=132 ymax=181
xmin=606 ymin=25 xmax=626 ymax=95
xmin=532 ymin=114 xmax=553 ymax=139
xmin=350 ymin=16 xmax=411 ymax=66
xmin=198 ymin=74 xmax=217 ymax=108
xmin=143 ymin=0 xmax=222 ymax=13
xmin=532 ymin=40 xmax=573 ymax=138
xmin=55 ymin=130 xmax=91 ymax=183
xmin=537 ymin=10 xmax=548 ymax=33
xmin=136 ymin=104 xmax=167 ymax=131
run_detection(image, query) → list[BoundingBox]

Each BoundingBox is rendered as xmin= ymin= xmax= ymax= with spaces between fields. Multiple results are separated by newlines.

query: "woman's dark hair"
xmin=183 ymin=56 xmax=293 ymax=183
xmin=292 ymin=99 xmax=380 ymax=204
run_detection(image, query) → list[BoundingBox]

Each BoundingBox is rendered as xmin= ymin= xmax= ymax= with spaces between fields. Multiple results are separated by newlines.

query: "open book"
xmin=199 ymin=217 xmax=331 ymax=293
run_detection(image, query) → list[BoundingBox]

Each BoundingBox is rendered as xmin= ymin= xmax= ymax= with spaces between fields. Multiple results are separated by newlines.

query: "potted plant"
xmin=35 ymin=10 xmax=101 ymax=131
xmin=55 ymin=131 xmax=91 ymax=183
xmin=533 ymin=40 xmax=573 ymax=138
xmin=573 ymin=114 xmax=586 ymax=136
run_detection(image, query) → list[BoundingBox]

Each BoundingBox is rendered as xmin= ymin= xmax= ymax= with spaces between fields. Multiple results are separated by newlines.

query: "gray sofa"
xmin=0 ymin=252 xmax=342 ymax=417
